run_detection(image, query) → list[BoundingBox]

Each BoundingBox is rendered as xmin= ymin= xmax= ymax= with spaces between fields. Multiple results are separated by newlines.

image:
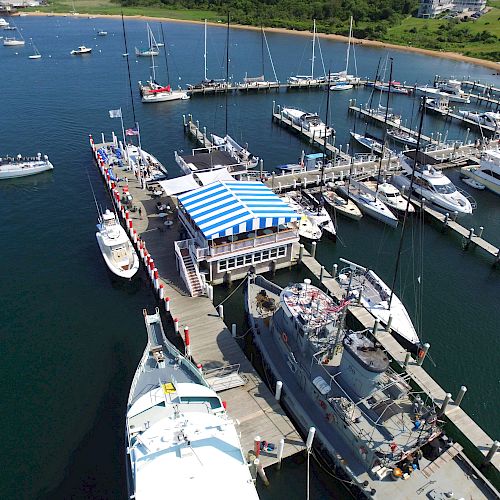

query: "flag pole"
xmin=135 ymin=122 xmax=145 ymax=189
xmin=119 ymin=108 xmax=126 ymax=151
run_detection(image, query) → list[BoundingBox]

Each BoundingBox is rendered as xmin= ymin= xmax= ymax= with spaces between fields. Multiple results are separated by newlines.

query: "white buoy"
xmin=275 ymin=380 xmax=283 ymax=401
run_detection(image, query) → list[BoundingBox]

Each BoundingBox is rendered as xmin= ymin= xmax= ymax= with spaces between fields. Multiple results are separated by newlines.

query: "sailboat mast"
xmin=121 ymin=11 xmax=136 ymax=124
xmin=376 ymin=58 xmax=393 ymax=193
xmin=148 ymin=25 xmax=157 ymax=83
xmin=345 ymin=16 xmax=353 ymax=75
xmin=261 ymin=25 xmax=265 ymax=77
xmin=225 ymin=12 xmax=230 ymax=136
xmin=204 ymin=19 xmax=207 ymax=81
xmin=160 ymin=23 xmax=170 ymax=85
xmin=321 ymin=69 xmax=331 ymax=200
xmin=388 ymin=97 xmax=427 ymax=310
xmin=311 ymin=19 xmax=316 ymax=79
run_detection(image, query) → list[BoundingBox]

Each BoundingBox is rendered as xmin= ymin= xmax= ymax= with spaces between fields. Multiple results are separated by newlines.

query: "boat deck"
xmin=92 ymin=139 xmax=305 ymax=468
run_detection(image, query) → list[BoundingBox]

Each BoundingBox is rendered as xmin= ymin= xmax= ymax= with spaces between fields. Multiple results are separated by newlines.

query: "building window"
xmin=217 ymin=245 xmax=288 ymax=273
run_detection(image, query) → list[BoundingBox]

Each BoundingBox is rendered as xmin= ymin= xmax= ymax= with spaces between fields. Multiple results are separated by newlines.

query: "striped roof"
xmin=178 ymin=181 xmax=300 ymax=239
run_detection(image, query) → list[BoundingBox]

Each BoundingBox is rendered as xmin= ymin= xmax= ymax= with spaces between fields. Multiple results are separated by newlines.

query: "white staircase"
xmin=174 ymin=240 xmax=204 ymax=297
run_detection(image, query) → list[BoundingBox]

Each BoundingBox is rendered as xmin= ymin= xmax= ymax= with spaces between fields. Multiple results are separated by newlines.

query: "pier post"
xmin=372 ymin=319 xmax=379 ymax=336
xmin=277 ymin=438 xmax=285 ymax=470
xmin=386 ymin=315 xmax=393 ymax=332
xmin=165 ymin=296 xmax=170 ymax=312
xmin=478 ymin=226 xmax=484 ymax=238
xmin=231 ymin=323 xmax=237 ymax=338
xmin=417 ymin=343 xmax=430 ymax=366
xmin=159 ymin=284 xmax=164 ymax=300
xmin=182 ymin=114 xmax=186 ymax=127
xmin=453 ymin=211 xmax=459 ymax=222
xmin=439 ymin=393 xmax=452 ymax=416
xmin=404 ymin=352 xmax=411 ymax=369
xmin=465 ymin=128 xmax=470 ymax=145
xmin=299 ymin=244 xmax=304 ymax=263
xmin=443 ymin=213 xmax=449 ymax=228
xmin=257 ymin=460 xmax=270 ymax=486
xmin=188 ymin=113 xmax=192 ymax=124
xmin=275 ymin=380 xmax=283 ymax=401
xmin=203 ymin=126 xmax=207 ymax=143
xmin=217 ymin=304 xmax=224 ymax=319
xmin=259 ymin=159 xmax=263 ymax=179
xmin=467 ymin=227 xmax=475 ymax=245
xmin=311 ymin=241 xmax=317 ymax=259
xmin=357 ymin=286 xmax=363 ymax=304
xmin=272 ymin=100 xmax=275 ymax=115
xmin=320 ymin=266 xmax=325 ymax=283
xmin=184 ymin=326 xmax=191 ymax=357
xmin=455 ymin=385 xmax=467 ymax=407
xmin=254 ymin=436 xmax=261 ymax=457
xmin=484 ymin=441 xmax=500 ymax=466
xmin=332 ymin=264 xmax=338 ymax=279
xmin=174 ymin=317 xmax=179 ymax=334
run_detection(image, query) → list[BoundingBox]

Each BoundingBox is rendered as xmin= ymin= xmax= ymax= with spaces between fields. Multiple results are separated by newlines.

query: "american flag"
xmin=125 ymin=128 xmax=139 ymax=136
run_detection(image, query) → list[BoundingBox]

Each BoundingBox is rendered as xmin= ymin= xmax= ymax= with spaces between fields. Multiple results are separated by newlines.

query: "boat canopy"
xmin=178 ymin=181 xmax=300 ymax=239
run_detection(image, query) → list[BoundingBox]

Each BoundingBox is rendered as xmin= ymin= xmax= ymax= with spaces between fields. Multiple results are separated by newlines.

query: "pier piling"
xmin=298 ymin=244 xmax=304 ymax=263
xmin=231 ymin=323 xmax=237 ymax=338
xmin=372 ymin=319 xmax=379 ymax=336
xmin=484 ymin=441 xmax=500 ymax=466
xmin=417 ymin=342 xmax=430 ymax=366
xmin=311 ymin=241 xmax=317 ymax=259
xmin=455 ymin=385 xmax=467 ymax=408
xmin=404 ymin=352 xmax=411 ymax=369
xmin=439 ymin=393 xmax=452 ymax=416
xmin=277 ymin=438 xmax=285 ymax=470
xmin=275 ymin=380 xmax=283 ymax=401
xmin=386 ymin=314 xmax=393 ymax=332
xmin=217 ymin=304 xmax=224 ymax=319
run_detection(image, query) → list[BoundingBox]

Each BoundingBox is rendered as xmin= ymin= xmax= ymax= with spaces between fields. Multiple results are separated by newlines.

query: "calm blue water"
xmin=0 ymin=16 xmax=498 ymax=499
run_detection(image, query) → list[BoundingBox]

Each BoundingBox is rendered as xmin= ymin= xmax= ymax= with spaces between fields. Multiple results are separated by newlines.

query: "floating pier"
xmin=90 ymin=135 xmax=305 ymax=470
xmin=297 ymin=246 xmax=500 ymax=482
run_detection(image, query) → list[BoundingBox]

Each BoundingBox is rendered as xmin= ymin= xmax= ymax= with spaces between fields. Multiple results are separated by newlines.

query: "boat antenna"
xmin=320 ymin=69 xmax=331 ymax=211
xmin=225 ymin=11 xmax=230 ymax=136
xmin=388 ymin=96 xmax=427 ymax=310
xmin=121 ymin=11 xmax=136 ymax=124
xmin=160 ymin=22 xmax=170 ymax=85
xmin=375 ymin=57 xmax=393 ymax=194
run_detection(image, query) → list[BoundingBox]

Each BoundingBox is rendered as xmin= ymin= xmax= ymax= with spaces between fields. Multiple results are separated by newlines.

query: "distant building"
xmin=418 ymin=0 xmax=486 ymax=17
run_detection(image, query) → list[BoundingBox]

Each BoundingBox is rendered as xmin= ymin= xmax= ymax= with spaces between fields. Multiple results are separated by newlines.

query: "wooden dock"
xmin=91 ymin=137 xmax=305 ymax=469
xmin=297 ymin=246 xmax=500 ymax=472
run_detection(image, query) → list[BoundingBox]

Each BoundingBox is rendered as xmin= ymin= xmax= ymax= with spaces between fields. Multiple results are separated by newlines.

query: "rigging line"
xmin=365 ymin=58 xmax=382 ymax=135
xmin=160 ymin=22 xmax=170 ymax=85
xmin=262 ymin=29 xmax=278 ymax=83
xmin=121 ymin=11 xmax=136 ymax=124
xmin=317 ymin=34 xmax=327 ymax=78
xmin=214 ymin=276 xmax=246 ymax=308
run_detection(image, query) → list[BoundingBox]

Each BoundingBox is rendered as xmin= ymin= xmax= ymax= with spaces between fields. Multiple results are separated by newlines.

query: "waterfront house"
xmin=175 ymin=181 xmax=301 ymax=291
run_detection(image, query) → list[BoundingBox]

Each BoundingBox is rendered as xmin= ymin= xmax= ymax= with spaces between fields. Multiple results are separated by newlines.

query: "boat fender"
xmin=319 ymin=400 xmax=327 ymax=410
xmin=282 ymin=332 xmax=288 ymax=343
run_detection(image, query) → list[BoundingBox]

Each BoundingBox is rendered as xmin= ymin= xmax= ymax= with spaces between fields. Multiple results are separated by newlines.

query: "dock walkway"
xmin=91 ymin=138 xmax=305 ymax=469
xmin=298 ymin=247 xmax=500 ymax=473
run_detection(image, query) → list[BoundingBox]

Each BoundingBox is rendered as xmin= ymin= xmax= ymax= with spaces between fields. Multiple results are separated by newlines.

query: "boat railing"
xmin=252 ymin=273 xmax=283 ymax=297
xmin=457 ymin=187 xmax=477 ymax=210
xmin=128 ymin=344 xmax=150 ymax=405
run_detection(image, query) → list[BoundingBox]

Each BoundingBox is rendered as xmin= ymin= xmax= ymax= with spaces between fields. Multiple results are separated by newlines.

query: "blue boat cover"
xmin=178 ymin=181 xmax=300 ymax=239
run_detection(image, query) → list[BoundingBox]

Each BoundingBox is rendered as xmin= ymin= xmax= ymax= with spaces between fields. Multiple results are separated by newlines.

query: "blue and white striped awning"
xmin=178 ymin=181 xmax=300 ymax=239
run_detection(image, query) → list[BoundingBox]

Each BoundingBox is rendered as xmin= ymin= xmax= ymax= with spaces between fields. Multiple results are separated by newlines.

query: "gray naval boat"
xmin=246 ymin=274 xmax=498 ymax=499
xmin=126 ymin=308 xmax=259 ymax=500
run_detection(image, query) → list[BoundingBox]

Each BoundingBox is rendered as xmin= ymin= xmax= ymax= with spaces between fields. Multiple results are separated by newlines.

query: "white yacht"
xmin=96 ymin=209 xmax=139 ymax=279
xmin=363 ymin=180 xmax=415 ymax=215
xmin=126 ymin=145 xmax=168 ymax=182
xmin=330 ymin=82 xmax=353 ymax=91
xmin=126 ymin=308 xmax=259 ymax=500
xmin=386 ymin=128 xmax=418 ymax=147
xmin=338 ymin=261 xmax=420 ymax=346
xmin=211 ymin=134 xmax=259 ymax=168
xmin=139 ymin=81 xmax=189 ymax=103
xmin=350 ymin=131 xmax=394 ymax=157
xmin=460 ymin=149 xmax=500 ymax=195
xmin=3 ymin=36 xmax=24 ymax=46
xmin=417 ymin=80 xmax=470 ymax=103
xmin=424 ymin=96 xmax=450 ymax=115
xmin=458 ymin=110 xmax=500 ymax=130
xmin=337 ymin=179 xmax=398 ymax=227
xmin=71 ymin=45 xmax=92 ymax=55
xmin=323 ymin=185 xmax=363 ymax=220
xmin=282 ymin=107 xmax=333 ymax=138
xmin=0 ymin=153 xmax=53 ymax=179
xmin=393 ymin=157 xmax=473 ymax=214
xmin=0 ymin=18 xmax=9 ymax=27
xmin=281 ymin=195 xmax=323 ymax=240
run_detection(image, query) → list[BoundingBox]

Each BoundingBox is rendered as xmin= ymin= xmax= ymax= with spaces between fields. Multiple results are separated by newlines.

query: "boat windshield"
xmin=434 ymin=182 xmax=456 ymax=194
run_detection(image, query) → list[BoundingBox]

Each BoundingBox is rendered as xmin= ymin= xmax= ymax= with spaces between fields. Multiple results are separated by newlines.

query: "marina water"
xmin=0 ymin=16 xmax=498 ymax=499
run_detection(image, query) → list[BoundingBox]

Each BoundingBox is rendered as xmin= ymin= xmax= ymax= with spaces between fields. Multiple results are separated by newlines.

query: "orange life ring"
xmin=282 ymin=333 xmax=288 ymax=343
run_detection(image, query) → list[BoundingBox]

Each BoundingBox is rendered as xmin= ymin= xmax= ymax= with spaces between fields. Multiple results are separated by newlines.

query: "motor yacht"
xmin=71 ymin=45 xmax=92 ymax=55
xmin=458 ymin=110 xmax=500 ymax=130
xmin=363 ymin=180 xmax=415 ymax=215
xmin=460 ymin=149 xmax=500 ymax=195
xmin=0 ymin=153 xmax=53 ymax=179
xmin=282 ymin=107 xmax=334 ymax=138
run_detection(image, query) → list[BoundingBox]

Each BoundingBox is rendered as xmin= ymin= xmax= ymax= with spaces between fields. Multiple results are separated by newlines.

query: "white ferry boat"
xmin=0 ymin=153 xmax=53 ymax=179
xmin=126 ymin=308 xmax=259 ymax=500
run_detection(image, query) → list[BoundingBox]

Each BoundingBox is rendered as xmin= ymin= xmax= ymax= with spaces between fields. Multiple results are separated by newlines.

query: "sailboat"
xmin=330 ymin=16 xmax=359 ymax=89
xmin=28 ymin=38 xmax=41 ymax=59
xmin=135 ymin=23 xmax=159 ymax=57
xmin=238 ymin=27 xmax=279 ymax=90
xmin=138 ymin=23 xmax=189 ymax=103
xmin=2 ymin=19 xmax=24 ymax=46
xmin=187 ymin=19 xmax=227 ymax=90
xmin=288 ymin=19 xmax=325 ymax=85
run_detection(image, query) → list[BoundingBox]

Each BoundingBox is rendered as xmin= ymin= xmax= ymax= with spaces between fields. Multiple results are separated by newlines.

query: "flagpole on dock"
xmin=119 ymin=108 xmax=126 ymax=149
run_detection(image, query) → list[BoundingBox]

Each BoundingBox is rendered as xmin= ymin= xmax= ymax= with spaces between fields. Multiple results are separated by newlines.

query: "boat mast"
xmin=160 ymin=23 xmax=170 ymax=85
xmin=225 ymin=12 xmax=230 ymax=136
xmin=388 ymin=97 xmax=427 ymax=309
xmin=148 ymin=24 xmax=157 ymax=83
xmin=376 ymin=57 xmax=393 ymax=194
xmin=121 ymin=11 xmax=136 ymax=123
xmin=311 ymin=19 xmax=316 ymax=79
xmin=345 ymin=16 xmax=353 ymax=75
xmin=204 ymin=19 xmax=207 ymax=81
xmin=261 ymin=25 xmax=265 ymax=78
xmin=320 ymin=69 xmax=332 ymax=208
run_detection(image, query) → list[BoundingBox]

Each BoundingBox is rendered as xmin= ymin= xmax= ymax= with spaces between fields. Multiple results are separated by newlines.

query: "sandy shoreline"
xmin=26 ymin=11 xmax=500 ymax=72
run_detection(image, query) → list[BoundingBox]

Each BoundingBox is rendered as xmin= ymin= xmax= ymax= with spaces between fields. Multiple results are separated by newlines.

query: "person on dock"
xmin=138 ymin=207 xmax=142 ymax=219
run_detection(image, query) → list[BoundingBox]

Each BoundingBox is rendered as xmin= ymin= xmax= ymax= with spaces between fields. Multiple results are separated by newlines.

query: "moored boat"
xmin=460 ymin=148 xmax=500 ymax=195
xmin=95 ymin=209 xmax=139 ymax=279
xmin=71 ymin=45 xmax=92 ymax=55
xmin=282 ymin=107 xmax=334 ymax=138
xmin=126 ymin=308 xmax=259 ymax=499
xmin=0 ymin=153 xmax=53 ymax=179
xmin=363 ymin=180 xmax=415 ymax=215
xmin=322 ymin=186 xmax=363 ymax=220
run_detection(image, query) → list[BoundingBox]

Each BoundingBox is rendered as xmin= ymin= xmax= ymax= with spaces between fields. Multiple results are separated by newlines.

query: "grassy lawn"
xmin=29 ymin=1 xmax=500 ymax=61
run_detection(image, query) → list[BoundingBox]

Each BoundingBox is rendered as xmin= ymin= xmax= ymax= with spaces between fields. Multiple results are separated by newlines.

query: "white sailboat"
xmin=322 ymin=185 xmax=363 ymax=220
xmin=330 ymin=16 xmax=359 ymax=87
xmin=337 ymin=178 xmax=398 ymax=227
xmin=281 ymin=195 xmax=323 ymax=240
xmin=350 ymin=131 xmax=394 ymax=157
xmin=126 ymin=308 xmax=259 ymax=500
xmin=135 ymin=23 xmax=159 ymax=57
xmin=3 ymin=21 xmax=24 ymax=46
xmin=337 ymin=260 xmax=420 ymax=346
xmin=95 ymin=209 xmax=139 ymax=279
xmin=288 ymin=19 xmax=325 ymax=84
xmin=138 ymin=24 xmax=189 ymax=103
xmin=28 ymin=38 xmax=41 ymax=59
xmin=238 ymin=27 xmax=279 ymax=89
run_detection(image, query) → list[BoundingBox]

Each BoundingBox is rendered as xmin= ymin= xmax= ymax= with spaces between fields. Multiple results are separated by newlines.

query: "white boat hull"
xmin=141 ymin=90 xmax=190 ymax=103
xmin=96 ymin=232 xmax=139 ymax=279
xmin=0 ymin=160 xmax=53 ymax=179
xmin=460 ymin=167 xmax=499 ymax=195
